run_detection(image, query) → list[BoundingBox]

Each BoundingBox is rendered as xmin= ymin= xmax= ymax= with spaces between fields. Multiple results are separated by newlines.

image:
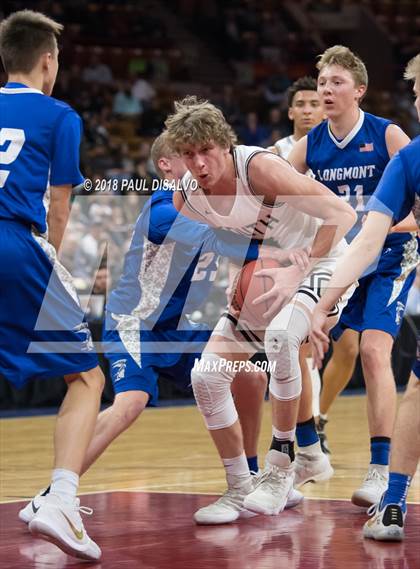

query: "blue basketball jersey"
xmin=367 ymin=136 xmax=420 ymax=226
xmin=0 ymin=82 xmax=83 ymax=233
xmin=107 ymin=189 xmax=258 ymax=326
xmin=306 ymin=110 xmax=410 ymax=247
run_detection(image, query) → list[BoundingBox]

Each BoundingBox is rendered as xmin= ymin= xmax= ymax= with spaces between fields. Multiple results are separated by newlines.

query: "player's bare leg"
xmin=317 ymin=329 xmax=359 ymax=453
xmin=294 ymin=349 xmax=333 ymax=486
xmin=352 ymin=330 xmax=396 ymax=507
xmin=319 ymin=328 xmax=359 ymax=418
xmin=231 ymin=368 xmax=267 ymax=471
xmin=79 ymin=369 xmax=267 ymax=476
xmin=192 ymin=334 xmax=258 ymax=524
xmin=244 ymin=300 xmax=311 ymax=515
xmin=200 ymin=337 xmax=251 ymax=459
xmin=54 ymin=368 xmax=105 ymax=474
xmin=80 ymin=390 xmax=149 ymax=474
xmin=28 ymin=367 xmax=104 ymax=561
xmin=192 ymin=332 xmax=303 ymax=524
xmin=389 ymin=374 xmax=419 ymax=475
xmin=364 ymin=373 xmax=419 ymax=541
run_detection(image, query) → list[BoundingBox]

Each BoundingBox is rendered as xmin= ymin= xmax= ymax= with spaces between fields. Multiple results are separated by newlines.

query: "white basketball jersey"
xmin=181 ymin=145 xmax=346 ymax=258
xmin=274 ymin=135 xmax=314 ymax=177
xmin=274 ymin=135 xmax=296 ymax=160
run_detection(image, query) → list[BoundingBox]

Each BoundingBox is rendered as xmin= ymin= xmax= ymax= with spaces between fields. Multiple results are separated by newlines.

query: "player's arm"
xmin=172 ymin=187 xmax=210 ymax=224
xmin=389 ymin=212 xmax=418 ymax=233
xmin=287 ymin=136 xmax=309 ymax=174
xmin=249 ymin=152 xmax=357 ymax=264
xmin=151 ymin=198 xmax=259 ymax=263
xmin=385 ymin=124 xmax=410 ymax=158
xmin=384 ymin=124 xmax=415 ymax=232
xmin=316 ymin=211 xmax=392 ymax=311
xmin=48 ymin=185 xmax=73 ymax=251
xmin=49 ymin=109 xmax=84 ymax=252
xmin=310 ymin=211 xmax=392 ymax=366
xmin=248 ymin=153 xmax=356 ymax=318
xmin=311 ymin=149 xmax=413 ymax=366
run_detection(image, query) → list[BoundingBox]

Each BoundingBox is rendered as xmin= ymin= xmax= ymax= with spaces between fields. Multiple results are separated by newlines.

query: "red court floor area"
xmin=0 ymin=492 xmax=418 ymax=569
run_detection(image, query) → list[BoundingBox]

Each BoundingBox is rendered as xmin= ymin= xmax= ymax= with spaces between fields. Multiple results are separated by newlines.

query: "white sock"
xmin=272 ymin=426 xmax=296 ymax=441
xmin=320 ymin=413 xmax=328 ymax=422
xmin=307 ymin=358 xmax=321 ymax=417
xmin=222 ymin=452 xmax=250 ymax=486
xmin=300 ymin=440 xmax=323 ymax=456
xmin=50 ymin=468 xmax=79 ymax=504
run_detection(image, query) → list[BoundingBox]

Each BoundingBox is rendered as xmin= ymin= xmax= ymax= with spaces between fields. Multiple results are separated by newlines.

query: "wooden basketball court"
xmin=1 ymin=394 xmax=419 ymax=568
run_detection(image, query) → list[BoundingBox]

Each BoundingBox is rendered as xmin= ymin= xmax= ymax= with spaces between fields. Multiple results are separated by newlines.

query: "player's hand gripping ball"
xmin=231 ymin=258 xmax=281 ymax=327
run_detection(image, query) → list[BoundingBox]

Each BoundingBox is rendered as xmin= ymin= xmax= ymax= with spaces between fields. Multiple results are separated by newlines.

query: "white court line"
xmin=3 ymin=484 xmax=419 ymax=505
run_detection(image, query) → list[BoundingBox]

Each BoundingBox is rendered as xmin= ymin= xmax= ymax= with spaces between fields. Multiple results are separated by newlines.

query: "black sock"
xmin=270 ymin=437 xmax=295 ymax=461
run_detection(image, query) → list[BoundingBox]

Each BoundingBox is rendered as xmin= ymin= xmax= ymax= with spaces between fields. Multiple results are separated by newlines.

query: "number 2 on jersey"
xmin=0 ymin=128 xmax=26 ymax=188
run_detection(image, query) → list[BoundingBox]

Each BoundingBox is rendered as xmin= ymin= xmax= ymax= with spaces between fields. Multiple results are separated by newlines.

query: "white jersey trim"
xmin=327 ymin=109 xmax=365 ymax=150
xmin=0 ymin=87 xmax=43 ymax=95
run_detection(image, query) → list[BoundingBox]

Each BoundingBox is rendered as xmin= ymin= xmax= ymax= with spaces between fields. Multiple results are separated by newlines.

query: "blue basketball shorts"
xmin=103 ymin=312 xmax=211 ymax=405
xmin=331 ymin=236 xmax=418 ymax=340
xmin=0 ymin=220 xmax=98 ymax=388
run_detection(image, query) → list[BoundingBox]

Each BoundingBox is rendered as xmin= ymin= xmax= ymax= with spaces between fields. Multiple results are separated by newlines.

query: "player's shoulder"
xmin=234 ymin=144 xmax=273 ymax=167
xmin=363 ymin=111 xmax=391 ymax=131
xmin=47 ymin=95 xmax=81 ymax=121
xmin=400 ymin=135 xmax=420 ymax=156
xmin=274 ymin=136 xmax=293 ymax=157
xmin=20 ymin=93 xmax=80 ymax=129
xmin=307 ymin=118 xmax=328 ymax=142
xmin=398 ymin=135 xmax=420 ymax=171
xmin=150 ymin=187 xmax=173 ymax=205
xmin=150 ymin=188 xmax=177 ymax=218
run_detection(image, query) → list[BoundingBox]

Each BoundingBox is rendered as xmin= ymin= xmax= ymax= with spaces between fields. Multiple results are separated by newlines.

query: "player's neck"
xmin=292 ymin=129 xmax=304 ymax=142
xmin=328 ymin=107 xmax=361 ymax=140
xmin=7 ymin=72 xmax=43 ymax=92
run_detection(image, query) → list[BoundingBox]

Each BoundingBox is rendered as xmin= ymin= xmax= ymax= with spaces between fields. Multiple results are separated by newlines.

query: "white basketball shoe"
xmin=28 ymin=493 xmax=101 ymax=561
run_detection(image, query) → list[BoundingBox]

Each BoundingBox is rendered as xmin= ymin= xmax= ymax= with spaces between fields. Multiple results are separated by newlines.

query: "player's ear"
xmin=40 ymin=51 xmax=53 ymax=71
xmin=355 ymin=83 xmax=367 ymax=102
xmin=158 ymin=157 xmax=170 ymax=174
xmin=288 ymin=107 xmax=294 ymax=121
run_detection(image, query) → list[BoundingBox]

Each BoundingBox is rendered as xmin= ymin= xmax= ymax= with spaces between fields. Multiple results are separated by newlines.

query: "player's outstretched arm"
xmin=310 ymin=210 xmax=392 ymax=367
xmin=48 ymin=184 xmax=73 ymax=252
xmin=153 ymin=197 xmax=259 ymax=262
xmin=249 ymin=153 xmax=357 ymax=262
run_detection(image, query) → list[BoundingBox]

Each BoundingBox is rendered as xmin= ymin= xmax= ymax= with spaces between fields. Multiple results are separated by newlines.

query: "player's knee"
xmin=66 ymin=366 xmax=105 ymax=393
xmin=191 ymin=353 xmax=238 ymax=430
xmin=113 ymin=392 xmax=148 ymax=427
xmin=249 ymin=370 xmax=268 ymax=397
xmin=360 ymin=340 xmax=390 ymax=373
xmin=402 ymin=375 xmax=420 ymax=402
xmin=336 ymin=340 xmax=359 ymax=366
xmin=265 ymin=327 xmax=302 ymax=401
xmin=91 ymin=367 xmax=106 ymax=393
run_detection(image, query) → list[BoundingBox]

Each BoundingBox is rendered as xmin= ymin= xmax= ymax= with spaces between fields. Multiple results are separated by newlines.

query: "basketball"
xmin=231 ymin=258 xmax=281 ymax=325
